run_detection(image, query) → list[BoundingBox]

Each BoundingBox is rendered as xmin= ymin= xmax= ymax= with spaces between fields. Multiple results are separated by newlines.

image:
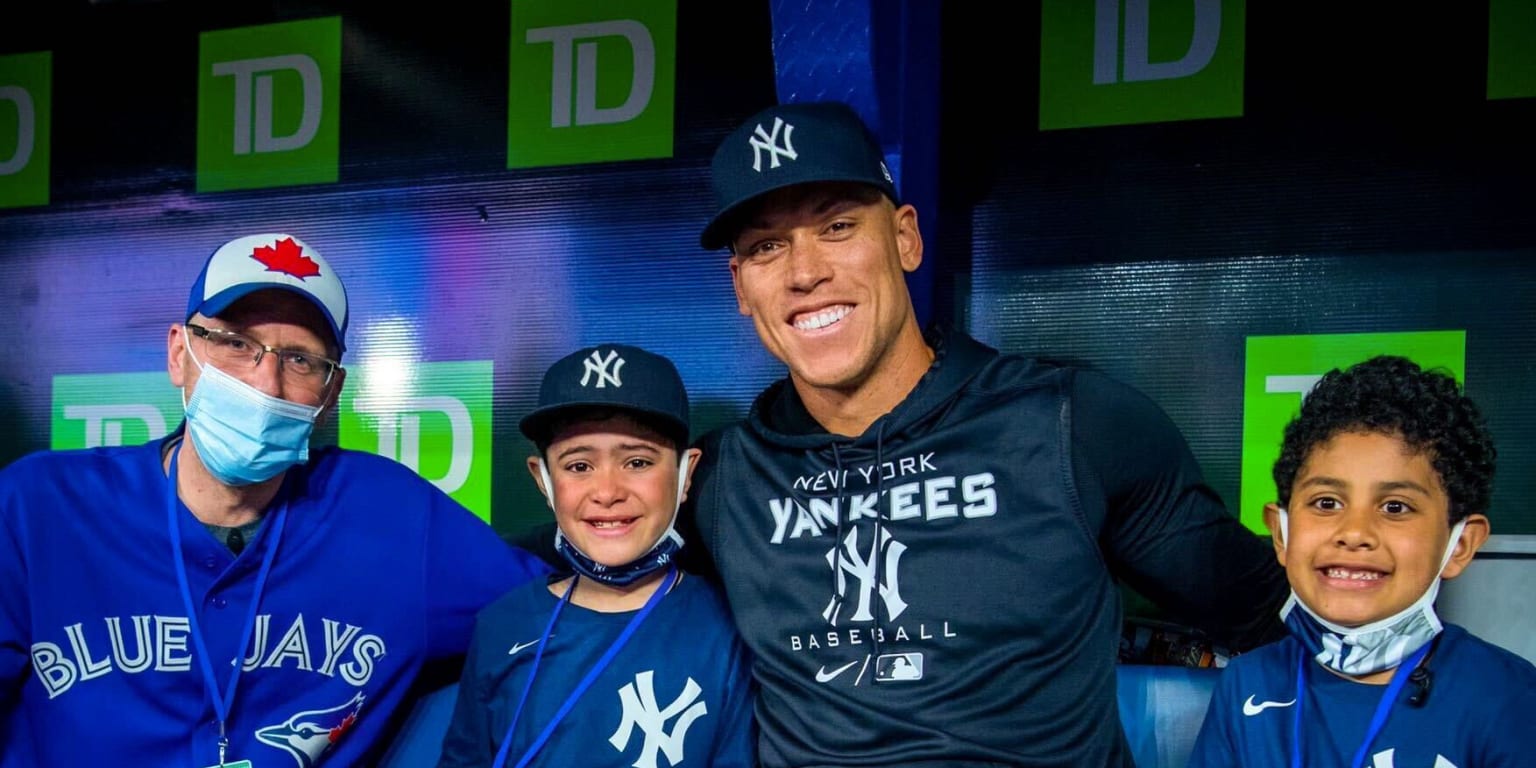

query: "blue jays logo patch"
xmin=256 ymin=692 xmax=366 ymax=767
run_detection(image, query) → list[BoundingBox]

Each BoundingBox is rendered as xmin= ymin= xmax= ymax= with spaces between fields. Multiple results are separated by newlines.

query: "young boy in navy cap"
xmin=1190 ymin=355 xmax=1536 ymax=766
xmin=437 ymin=344 xmax=754 ymax=768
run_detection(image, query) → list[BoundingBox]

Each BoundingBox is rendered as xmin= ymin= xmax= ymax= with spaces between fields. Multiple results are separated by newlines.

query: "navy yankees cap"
xmin=519 ymin=344 xmax=691 ymax=448
xmin=700 ymin=101 xmax=900 ymax=250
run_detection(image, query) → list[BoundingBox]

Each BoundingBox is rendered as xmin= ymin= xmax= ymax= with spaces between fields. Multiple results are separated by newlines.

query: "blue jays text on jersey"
xmin=1 ymin=435 xmax=550 ymax=767
xmin=30 ymin=611 xmax=385 ymax=698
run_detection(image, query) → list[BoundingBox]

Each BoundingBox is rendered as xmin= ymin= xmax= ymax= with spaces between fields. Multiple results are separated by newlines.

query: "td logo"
xmin=1487 ymin=0 xmax=1536 ymax=100
xmin=51 ymin=373 xmax=182 ymax=450
xmin=1239 ymin=331 xmax=1467 ymax=533
xmin=197 ymin=17 xmax=341 ymax=192
xmin=0 ymin=51 xmax=51 ymax=209
xmin=1039 ymin=0 xmax=1245 ymax=130
xmin=340 ymin=361 xmax=494 ymax=523
xmin=508 ymin=0 xmax=677 ymax=168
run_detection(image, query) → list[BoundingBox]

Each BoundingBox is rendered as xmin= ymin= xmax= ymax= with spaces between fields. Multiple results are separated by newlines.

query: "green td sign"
xmin=507 ymin=0 xmax=677 ymax=168
xmin=0 ymin=51 xmax=51 ymax=209
xmin=1487 ymin=0 xmax=1536 ymax=100
xmin=52 ymin=373 xmax=182 ymax=450
xmin=197 ymin=17 xmax=341 ymax=192
xmin=340 ymin=360 xmax=495 ymax=523
xmin=1039 ymin=0 xmax=1245 ymax=130
xmin=1239 ymin=331 xmax=1467 ymax=533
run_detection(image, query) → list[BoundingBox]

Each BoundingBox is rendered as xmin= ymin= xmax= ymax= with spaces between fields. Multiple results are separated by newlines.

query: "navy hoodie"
xmin=683 ymin=327 xmax=1286 ymax=767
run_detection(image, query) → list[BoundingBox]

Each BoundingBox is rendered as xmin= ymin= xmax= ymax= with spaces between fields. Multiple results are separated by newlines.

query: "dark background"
xmin=2 ymin=1 xmax=1531 ymax=542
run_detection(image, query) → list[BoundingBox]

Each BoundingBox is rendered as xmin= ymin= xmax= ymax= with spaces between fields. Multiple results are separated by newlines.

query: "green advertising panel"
xmin=507 ymin=0 xmax=677 ymax=168
xmin=339 ymin=360 xmax=495 ymax=523
xmin=1239 ymin=331 xmax=1467 ymax=533
xmin=1039 ymin=0 xmax=1245 ymax=130
xmin=196 ymin=17 xmax=341 ymax=192
xmin=51 ymin=373 xmax=182 ymax=450
xmin=0 ymin=51 xmax=51 ymax=209
xmin=1488 ymin=0 xmax=1536 ymax=100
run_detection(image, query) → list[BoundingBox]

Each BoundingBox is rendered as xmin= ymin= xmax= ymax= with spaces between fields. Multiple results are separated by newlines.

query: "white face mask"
xmin=1277 ymin=507 xmax=1467 ymax=676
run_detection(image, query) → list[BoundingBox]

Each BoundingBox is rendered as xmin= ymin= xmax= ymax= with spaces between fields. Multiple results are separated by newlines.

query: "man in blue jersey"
xmin=0 ymin=233 xmax=549 ymax=766
xmin=1189 ymin=355 xmax=1536 ymax=766
xmin=682 ymin=100 xmax=1291 ymax=766
xmin=438 ymin=343 xmax=754 ymax=768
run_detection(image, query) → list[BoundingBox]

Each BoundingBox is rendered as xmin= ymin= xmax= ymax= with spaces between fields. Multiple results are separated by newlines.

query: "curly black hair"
xmin=1272 ymin=355 xmax=1496 ymax=523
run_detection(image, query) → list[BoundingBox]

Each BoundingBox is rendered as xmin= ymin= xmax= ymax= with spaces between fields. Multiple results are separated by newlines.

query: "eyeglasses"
xmin=185 ymin=323 xmax=341 ymax=392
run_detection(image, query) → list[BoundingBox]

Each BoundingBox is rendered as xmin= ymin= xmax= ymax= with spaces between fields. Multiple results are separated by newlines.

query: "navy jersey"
xmin=438 ymin=572 xmax=755 ymax=768
xmin=1190 ymin=624 xmax=1536 ymax=767
xmin=0 ymin=436 xmax=550 ymax=767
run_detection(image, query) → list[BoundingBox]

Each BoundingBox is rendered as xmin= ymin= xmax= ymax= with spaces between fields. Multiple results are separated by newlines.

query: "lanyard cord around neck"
xmin=1290 ymin=640 xmax=1433 ymax=768
xmin=492 ymin=566 xmax=678 ymax=768
xmin=168 ymin=449 xmax=289 ymax=766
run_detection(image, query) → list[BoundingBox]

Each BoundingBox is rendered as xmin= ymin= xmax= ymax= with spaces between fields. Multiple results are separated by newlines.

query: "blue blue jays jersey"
xmin=0 ymin=436 xmax=550 ymax=767
xmin=1189 ymin=624 xmax=1536 ymax=767
xmin=438 ymin=572 xmax=756 ymax=768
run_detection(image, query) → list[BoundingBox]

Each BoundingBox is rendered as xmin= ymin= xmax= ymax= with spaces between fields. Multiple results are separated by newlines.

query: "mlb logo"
xmin=874 ymin=653 xmax=923 ymax=682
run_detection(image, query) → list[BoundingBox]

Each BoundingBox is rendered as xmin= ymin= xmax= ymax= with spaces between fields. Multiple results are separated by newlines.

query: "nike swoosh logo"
xmin=508 ymin=639 xmax=542 ymax=656
xmin=815 ymin=660 xmax=860 ymax=683
xmin=1243 ymin=694 xmax=1297 ymax=716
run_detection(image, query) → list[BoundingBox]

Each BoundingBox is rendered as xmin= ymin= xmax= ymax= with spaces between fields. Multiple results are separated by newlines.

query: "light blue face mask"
xmin=183 ymin=344 xmax=322 ymax=486
xmin=1276 ymin=507 xmax=1467 ymax=677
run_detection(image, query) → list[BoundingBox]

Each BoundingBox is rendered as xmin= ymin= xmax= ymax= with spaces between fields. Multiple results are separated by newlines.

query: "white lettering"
xmin=155 ymin=616 xmax=192 ymax=671
xmin=263 ymin=614 xmax=313 ymax=671
xmin=1094 ymin=0 xmax=1222 ymax=84
xmin=340 ymin=634 xmax=384 ymax=686
xmin=64 ymin=623 xmax=112 ymax=682
xmin=30 ymin=642 xmax=75 ymax=698
xmin=888 ymin=482 xmax=922 ymax=520
xmin=210 ymin=54 xmax=323 ymax=154
xmin=526 ymin=21 xmax=655 ymax=128
xmin=106 ymin=616 xmax=153 ymax=673
xmin=962 ymin=473 xmax=997 ymax=517
xmin=0 ymin=85 xmax=36 ymax=175
xmin=924 ymin=476 xmax=958 ymax=520
xmin=319 ymin=618 xmax=362 ymax=677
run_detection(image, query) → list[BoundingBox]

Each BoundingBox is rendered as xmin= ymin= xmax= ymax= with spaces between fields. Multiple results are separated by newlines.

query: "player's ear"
xmin=894 ymin=203 xmax=923 ymax=273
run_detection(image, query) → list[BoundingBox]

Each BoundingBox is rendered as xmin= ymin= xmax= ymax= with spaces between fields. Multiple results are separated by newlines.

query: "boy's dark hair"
xmin=1272 ymin=355 xmax=1495 ymax=523
xmin=533 ymin=407 xmax=687 ymax=457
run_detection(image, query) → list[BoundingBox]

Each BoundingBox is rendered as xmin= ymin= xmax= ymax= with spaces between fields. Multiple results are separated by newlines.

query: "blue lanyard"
xmin=1290 ymin=642 xmax=1432 ymax=768
xmin=168 ymin=449 xmax=289 ymax=766
xmin=492 ymin=567 xmax=678 ymax=768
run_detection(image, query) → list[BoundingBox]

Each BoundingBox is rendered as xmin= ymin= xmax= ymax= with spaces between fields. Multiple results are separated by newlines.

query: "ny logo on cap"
xmin=581 ymin=349 xmax=625 ymax=388
xmin=748 ymin=116 xmax=797 ymax=172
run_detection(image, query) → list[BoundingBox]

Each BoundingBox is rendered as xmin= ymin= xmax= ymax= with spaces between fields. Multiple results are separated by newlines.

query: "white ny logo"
xmin=824 ymin=527 xmax=908 ymax=625
xmin=581 ymin=350 xmax=625 ymax=388
xmin=610 ymin=671 xmax=707 ymax=768
xmin=748 ymin=117 xmax=797 ymax=172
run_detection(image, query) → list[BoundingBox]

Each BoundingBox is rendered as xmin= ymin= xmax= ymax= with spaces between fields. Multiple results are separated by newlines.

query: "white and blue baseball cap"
xmin=186 ymin=233 xmax=349 ymax=354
